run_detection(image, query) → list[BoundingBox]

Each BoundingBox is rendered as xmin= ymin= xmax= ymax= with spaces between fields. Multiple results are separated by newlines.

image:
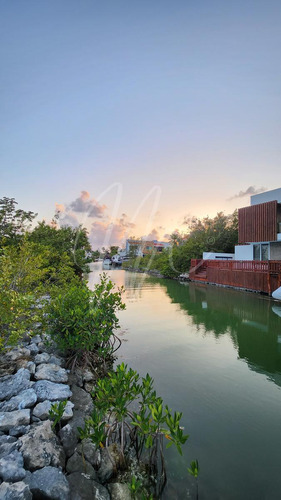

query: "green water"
xmin=89 ymin=263 xmax=281 ymax=499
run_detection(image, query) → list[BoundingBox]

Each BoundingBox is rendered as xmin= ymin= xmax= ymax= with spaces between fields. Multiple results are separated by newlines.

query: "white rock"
xmin=0 ymin=369 xmax=31 ymax=401
xmin=34 ymin=353 xmax=50 ymax=365
xmin=33 ymin=400 xmax=73 ymax=421
xmin=0 ymin=481 xmax=32 ymax=500
xmin=33 ymin=380 xmax=72 ymax=401
xmin=35 ymin=363 xmax=68 ymax=383
xmin=19 ymin=420 xmax=65 ymax=470
xmin=0 ymin=409 xmax=30 ymax=432
xmin=0 ymin=389 xmax=37 ymax=412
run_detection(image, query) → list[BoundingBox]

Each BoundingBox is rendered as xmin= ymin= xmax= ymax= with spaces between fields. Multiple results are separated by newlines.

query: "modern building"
xmin=189 ymin=188 xmax=281 ymax=296
xmin=234 ymin=188 xmax=281 ymax=261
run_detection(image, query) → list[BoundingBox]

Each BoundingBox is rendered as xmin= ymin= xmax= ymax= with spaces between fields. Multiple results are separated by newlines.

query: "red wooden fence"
xmin=189 ymin=259 xmax=281 ymax=295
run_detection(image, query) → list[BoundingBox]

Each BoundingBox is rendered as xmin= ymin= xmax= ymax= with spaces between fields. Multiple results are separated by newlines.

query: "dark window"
xmin=253 ymin=244 xmax=260 ymax=260
xmin=261 ymin=244 xmax=269 ymax=261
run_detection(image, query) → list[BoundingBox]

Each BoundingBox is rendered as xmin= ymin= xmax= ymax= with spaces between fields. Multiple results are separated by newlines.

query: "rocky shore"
xmin=0 ymin=334 xmax=131 ymax=500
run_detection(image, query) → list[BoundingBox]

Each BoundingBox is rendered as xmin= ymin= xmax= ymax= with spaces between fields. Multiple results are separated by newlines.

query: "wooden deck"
xmin=189 ymin=259 xmax=281 ymax=295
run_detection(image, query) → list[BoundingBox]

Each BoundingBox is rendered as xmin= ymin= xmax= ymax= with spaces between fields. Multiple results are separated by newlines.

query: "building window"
xmin=261 ymin=244 xmax=269 ymax=261
xmin=253 ymin=244 xmax=260 ymax=260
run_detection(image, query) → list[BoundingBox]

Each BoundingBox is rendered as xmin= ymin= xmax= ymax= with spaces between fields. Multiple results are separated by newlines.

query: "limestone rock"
xmin=67 ymin=410 xmax=86 ymax=439
xmin=28 ymin=466 xmax=70 ymax=500
xmin=28 ymin=343 xmax=39 ymax=355
xmin=19 ymin=420 xmax=65 ymax=470
xmin=66 ymin=451 xmax=97 ymax=479
xmin=0 ymin=481 xmax=32 ymax=500
xmin=97 ymin=445 xmax=119 ymax=483
xmin=49 ymin=354 xmax=64 ymax=366
xmin=83 ymin=369 xmax=95 ymax=383
xmin=84 ymin=382 xmax=94 ymax=393
xmin=35 ymin=362 xmax=68 ymax=383
xmin=0 ymin=369 xmax=31 ymax=401
xmin=9 ymin=425 xmax=30 ymax=437
xmin=29 ymin=334 xmax=42 ymax=344
xmin=0 ymin=440 xmax=19 ymax=456
xmin=0 ymin=449 xmax=26 ymax=482
xmin=0 ymin=435 xmax=17 ymax=445
xmin=33 ymin=380 xmax=72 ymax=401
xmin=67 ymin=472 xmax=110 ymax=500
xmin=59 ymin=423 xmax=78 ymax=458
xmin=33 ymin=400 xmax=74 ymax=421
xmin=32 ymin=400 xmax=53 ymax=420
xmin=108 ymin=483 xmax=132 ymax=500
xmin=25 ymin=362 xmax=36 ymax=375
xmin=70 ymin=385 xmax=93 ymax=413
xmin=77 ymin=439 xmax=97 ymax=467
xmin=4 ymin=347 xmax=31 ymax=362
xmin=15 ymin=359 xmax=36 ymax=375
xmin=0 ymin=409 xmax=30 ymax=432
xmin=0 ymin=389 xmax=37 ymax=412
xmin=34 ymin=352 xmax=50 ymax=364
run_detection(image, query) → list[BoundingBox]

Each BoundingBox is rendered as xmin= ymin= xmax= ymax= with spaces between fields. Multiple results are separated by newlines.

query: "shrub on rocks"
xmin=47 ymin=274 xmax=125 ymax=371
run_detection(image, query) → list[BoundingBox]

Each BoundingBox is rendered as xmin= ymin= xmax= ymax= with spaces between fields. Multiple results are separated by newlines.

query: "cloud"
xmin=55 ymin=203 xmax=65 ymax=213
xmin=69 ymin=191 xmax=107 ymax=218
xmin=228 ymin=186 xmax=267 ymax=200
xmin=142 ymin=228 xmax=159 ymax=241
xmin=89 ymin=216 xmax=136 ymax=249
xmin=59 ymin=213 xmax=80 ymax=228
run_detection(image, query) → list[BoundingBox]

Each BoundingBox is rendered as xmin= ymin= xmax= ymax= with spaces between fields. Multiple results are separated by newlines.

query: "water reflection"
xmin=88 ymin=265 xmax=281 ymax=499
xmin=148 ymin=278 xmax=281 ymax=385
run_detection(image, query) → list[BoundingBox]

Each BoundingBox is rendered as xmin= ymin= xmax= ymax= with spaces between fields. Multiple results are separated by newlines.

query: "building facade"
xmin=235 ymin=188 xmax=281 ymax=261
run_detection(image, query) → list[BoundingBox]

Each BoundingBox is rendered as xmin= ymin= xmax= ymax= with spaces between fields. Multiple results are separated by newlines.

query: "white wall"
xmin=203 ymin=252 xmax=234 ymax=260
xmin=251 ymin=188 xmax=281 ymax=205
xmin=234 ymin=245 xmax=253 ymax=260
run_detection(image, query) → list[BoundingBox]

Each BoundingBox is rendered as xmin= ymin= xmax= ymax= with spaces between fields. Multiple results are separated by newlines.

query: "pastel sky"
xmin=1 ymin=0 xmax=281 ymax=248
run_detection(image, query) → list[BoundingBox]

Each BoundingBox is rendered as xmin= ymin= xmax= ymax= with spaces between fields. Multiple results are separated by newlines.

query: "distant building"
xmin=125 ymin=239 xmax=170 ymax=258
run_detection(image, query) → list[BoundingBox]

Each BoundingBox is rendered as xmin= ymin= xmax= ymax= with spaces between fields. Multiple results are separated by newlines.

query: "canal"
xmin=89 ymin=263 xmax=281 ymax=499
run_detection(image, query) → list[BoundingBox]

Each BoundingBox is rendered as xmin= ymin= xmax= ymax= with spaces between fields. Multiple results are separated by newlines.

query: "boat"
xmin=272 ymin=286 xmax=281 ymax=301
xmin=111 ymin=254 xmax=122 ymax=265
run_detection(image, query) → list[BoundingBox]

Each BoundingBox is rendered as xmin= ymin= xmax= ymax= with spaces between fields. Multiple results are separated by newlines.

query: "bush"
xmin=79 ymin=363 xmax=189 ymax=497
xmin=47 ymin=274 xmax=125 ymax=368
xmin=0 ymin=241 xmax=48 ymax=349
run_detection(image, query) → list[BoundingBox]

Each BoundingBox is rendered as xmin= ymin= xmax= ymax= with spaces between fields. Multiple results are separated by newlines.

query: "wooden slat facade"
xmin=238 ymin=200 xmax=277 ymax=244
xmin=189 ymin=259 xmax=281 ymax=295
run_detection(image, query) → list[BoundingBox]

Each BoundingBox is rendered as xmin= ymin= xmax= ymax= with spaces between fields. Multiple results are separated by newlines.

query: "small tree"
xmin=47 ymin=274 xmax=125 ymax=370
xmin=0 ymin=197 xmax=37 ymax=248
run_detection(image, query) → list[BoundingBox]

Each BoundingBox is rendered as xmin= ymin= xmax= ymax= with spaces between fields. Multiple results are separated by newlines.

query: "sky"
xmin=1 ymin=0 xmax=281 ymax=248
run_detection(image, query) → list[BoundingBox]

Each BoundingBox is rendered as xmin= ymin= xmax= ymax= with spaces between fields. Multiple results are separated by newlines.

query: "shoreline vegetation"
xmin=122 ymin=211 xmax=238 ymax=280
xmin=0 ymin=197 xmax=194 ymax=499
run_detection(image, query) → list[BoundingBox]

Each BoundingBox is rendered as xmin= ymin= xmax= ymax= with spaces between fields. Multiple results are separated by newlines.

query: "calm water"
xmin=89 ymin=263 xmax=281 ymax=500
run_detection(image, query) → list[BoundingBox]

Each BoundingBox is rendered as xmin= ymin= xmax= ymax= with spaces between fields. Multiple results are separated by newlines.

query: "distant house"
xmin=189 ymin=188 xmax=281 ymax=296
xmin=125 ymin=239 xmax=170 ymax=258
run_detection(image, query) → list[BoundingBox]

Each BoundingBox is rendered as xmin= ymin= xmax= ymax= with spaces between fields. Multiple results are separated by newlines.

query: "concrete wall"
xmin=270 ymin=242 xmax=281 ymax=260
xmin=251 ymin=188 xmax=281 ymax=206
xmin=203 ymin=252 xmax=234 ymax=260
xmin=235 ymin=244 xmax=253 ymax=260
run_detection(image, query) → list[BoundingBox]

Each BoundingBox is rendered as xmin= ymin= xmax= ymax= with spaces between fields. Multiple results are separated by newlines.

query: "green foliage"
xmin=79 ymin=363 xmax=188 ymax=497
xmin=110 ymin=245 xmax=119 ymax=256
xmin=47 ymin=274 xmax=125 ymax=366
xmin=0 ymin=197 xmax=37 ymax=248
xmin=123 ymin=211 xmax=238 ymax=278
xmin=49 ymin=400 xmax=67 ymax=430
xmin=188 ymin=459 xmax=200 ymax=478
xmin=0 ymin=241 xmax=48 ymax=349
xmin=28 ymin=221 xmax=92 ymax=276
xmin=129 ymin=475 xmax=143 ymax=497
